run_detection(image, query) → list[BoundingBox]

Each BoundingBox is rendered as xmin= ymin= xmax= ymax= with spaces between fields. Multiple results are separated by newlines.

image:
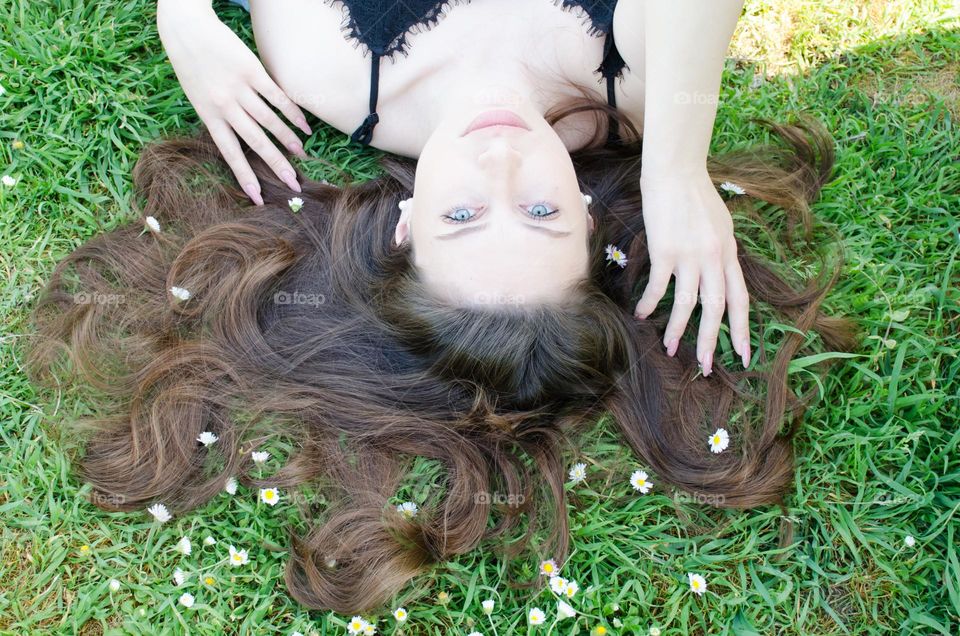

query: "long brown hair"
xmin=27 ymin=98 xmax=856 ymax=613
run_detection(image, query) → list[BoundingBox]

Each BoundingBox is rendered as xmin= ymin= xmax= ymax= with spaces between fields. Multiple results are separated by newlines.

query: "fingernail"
xmin=741 ymin=341 xmax=751 ymax=368
xmin=701 ymin=351 xmax=713 ymax=377
xmin=287 ymin=141 xmax=307 ymax=158
xmin=281 ymin=170 xmax=301 ymax=193
xmin=296 ymin=117 xmax=312 ymax=134
xmin=666 ymin=338 xmax=679 ymax=357
xmin=242 ymin=183 xmax=263 ymax=206
xmin=635 ymin=310 xmax=649 ymax=320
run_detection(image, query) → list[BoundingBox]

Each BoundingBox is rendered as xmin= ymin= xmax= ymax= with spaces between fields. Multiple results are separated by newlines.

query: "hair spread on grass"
xmin=27 ymin=97 xmax=856 ymax=613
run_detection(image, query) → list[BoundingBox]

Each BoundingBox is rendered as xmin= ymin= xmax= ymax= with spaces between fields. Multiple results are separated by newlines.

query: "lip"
xmin=461 ymin=109 xmax=530 ymax=136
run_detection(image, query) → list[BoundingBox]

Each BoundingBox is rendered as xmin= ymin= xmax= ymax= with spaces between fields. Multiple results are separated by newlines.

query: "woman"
xmin=157 ymin=0 xmax=751 ymax=371
xmin=28 ymin=0 xmax=854 ymax=615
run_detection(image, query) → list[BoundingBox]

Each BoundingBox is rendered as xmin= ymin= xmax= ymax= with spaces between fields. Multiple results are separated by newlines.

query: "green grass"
xmin=1 ymin=1 xmax=959 ymax=634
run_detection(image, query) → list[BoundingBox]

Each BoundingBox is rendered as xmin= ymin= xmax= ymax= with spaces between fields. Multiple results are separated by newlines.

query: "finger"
xmin=662 ymin=268 xmax=699 ymax=357
xmin=206 ymin=119 xmax=263 ymax=205
xmin=634 ymin=260 xmax=674 ymax=319
xmin=240 ymin=90 xmax=307 ymax=159
xmin=252 ymin=73 xmax=312 ymax=135
xmin=696 ymin=267 xmax=726 ymax=376
xmin=725 ymin=259 xmax=751 ymax=368
xmin=227 ymin=107 xmax=302 ymax=193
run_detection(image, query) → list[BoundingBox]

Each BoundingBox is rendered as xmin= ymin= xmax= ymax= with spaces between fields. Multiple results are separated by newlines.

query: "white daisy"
xmin=108 ymin=579 xmax=121 ymax=592
xmin=630 ymin=469 xmax=653 ymax=494
xmin=169 ymin=286 xmax=191 ymax=302
xmin=204 ymin=536 xmax=216 ymax=546
xmin=649 ymin=628 xmax=661 ymax=636
xmin=563 ymin=580 xmax=579 ymax=598
xmin=708 ymin=428 xmax=730 ymax=453
xmin=904 ymin=535 xmax=916 ymax=547
xmin=397 ymin=501 xmax=418 ymax=519
xmin=197 ymin=431 xmax=218 ymax=446
xmin=178 ymin=592 xmax=195 ymax=608
xmin=224 ymin=477 xmax=238 ymax=495
xmin=228 ymin=545 xmax=249 ymax=567
xmin=347 ymin=616 xmax=368 ymax=635
xmin=467 ymin=632 xmax=483 ymax=636
xmin=260 ymin=487 xmax=280 ymax=506
xmin=557 ymin=600 xmax=577 ymax=620
xmin=568 ymin=462 xmax=587 ymax=483
xmin=288 ymin=197 xmax=304 ymax=213
xmin=719 ymin=181 xmax=746 ymax=196
xmin=173 ymin=567 xmax=187 ymax=586
xmin=528 ymin=607 xmax=546 ymax=625
xmin=145 ymin=216 xmax=161 ymax=233
xmin=539 ymin=559 xmax=559 ymax=577
xmin=363 ymin=622 xmax=376 ymax=635
xmin=251 ymin=450 xmax=270 ymax=464
xmin=393 ymin=607 xmax=408 ymax=622
xmin=175 ymin=536 xmax=192 ymax=555
xmin=549 ymin=576 xmax=567 ymax=594
xmin=481 ymin=599 xmax=495 ymax=615
xmin=605 ymin=244 xmax=628 ymax=268
xmin=147 ymin=503 xmax=171 ymax=523
xmin=1 ymin=174 xmax=16 ymax=187
xmin=688 ymin=572 xmax=707 ymax=595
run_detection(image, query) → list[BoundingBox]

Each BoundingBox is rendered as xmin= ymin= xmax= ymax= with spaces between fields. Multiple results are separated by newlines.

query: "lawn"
xmin=1 ymin=0 xmax=959 ymax=634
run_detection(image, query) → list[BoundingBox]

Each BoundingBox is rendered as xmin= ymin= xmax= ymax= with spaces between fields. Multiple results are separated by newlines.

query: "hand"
xmin=157 ymin=0 xmax=311 ymax=204
xmin=634 ymin=169 xmax=751 ymax=375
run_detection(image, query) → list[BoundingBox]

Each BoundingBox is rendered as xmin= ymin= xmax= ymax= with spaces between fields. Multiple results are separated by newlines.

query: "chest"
xmin=250 ymin=0 xmax=641 ymax=155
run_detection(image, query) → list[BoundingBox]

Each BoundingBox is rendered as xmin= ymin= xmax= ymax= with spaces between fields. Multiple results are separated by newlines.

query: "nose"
xmin=477 ymin=137 xmax=522 ymax=175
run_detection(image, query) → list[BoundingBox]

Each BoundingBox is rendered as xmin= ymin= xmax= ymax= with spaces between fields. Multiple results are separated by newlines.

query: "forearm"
xmin=641 ymin=0 xmax=744 ymax=179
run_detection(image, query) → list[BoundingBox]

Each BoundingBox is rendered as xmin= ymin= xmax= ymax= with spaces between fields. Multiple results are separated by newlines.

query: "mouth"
xmin=462 ymin=109 xmax=530 ymax=136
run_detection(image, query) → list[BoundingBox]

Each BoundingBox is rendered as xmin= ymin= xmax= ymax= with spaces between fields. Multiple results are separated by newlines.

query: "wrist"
xmin=157 ymin=0 xmax=216 ymax=35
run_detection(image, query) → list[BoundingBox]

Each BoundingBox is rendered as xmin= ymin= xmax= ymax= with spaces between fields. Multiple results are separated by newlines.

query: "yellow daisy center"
xmin=713 ymin=436 xmax=720 ymax=444
xmin=596 ymin=628 xmax=607 ymax=635
xmin=693 ymin=581 xmax=701 ymax=589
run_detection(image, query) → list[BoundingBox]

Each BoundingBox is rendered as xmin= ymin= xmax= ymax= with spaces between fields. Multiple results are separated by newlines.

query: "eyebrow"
xmin=436 ymin=223 xmax=572 ymax=240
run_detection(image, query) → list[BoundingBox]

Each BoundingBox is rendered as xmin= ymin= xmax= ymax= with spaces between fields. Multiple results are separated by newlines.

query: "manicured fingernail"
xmin=666 ymin=338 xmax=679 ymax=357
xmin=281 ymin=170 xmax=301 ymax=193
xmin=701 ymin=352 xmax=713 ymax=377
xmin=741 ymin=341 xmax=751 ymax=368
xmin=242 ymin=183 xmax=263 ymax=205
xmin=287 ymin=141 xmax=307 ymax=158
xmin=296 ymin=118 xmax=312 ymax=134
xmin=635 ymin=310 xmax=649 ymax=320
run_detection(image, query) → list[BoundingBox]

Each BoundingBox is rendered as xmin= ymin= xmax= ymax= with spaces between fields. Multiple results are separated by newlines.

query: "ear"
xmin=394 ymin=204 xmax=412 ymax=246
xmin=587 ymin=212 xmax=595 ymax=233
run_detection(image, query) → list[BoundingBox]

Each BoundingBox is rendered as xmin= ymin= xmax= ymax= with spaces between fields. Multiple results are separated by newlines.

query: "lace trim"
xmin=323 ymin=0 xmax=473 ymax=61
xmin=550 ymin=0 xmax=609 ymax=39
xmin=324 ymin=0 xmax=615 ymax=62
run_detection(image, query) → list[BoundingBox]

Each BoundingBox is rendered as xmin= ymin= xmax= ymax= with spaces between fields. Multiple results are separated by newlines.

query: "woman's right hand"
xmin=157 ymin=0 xmax=311 ymax=204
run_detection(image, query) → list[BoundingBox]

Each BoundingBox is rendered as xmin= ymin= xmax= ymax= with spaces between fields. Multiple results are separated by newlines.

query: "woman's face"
xmin=397 ymin=106 xmax=593 ymax=306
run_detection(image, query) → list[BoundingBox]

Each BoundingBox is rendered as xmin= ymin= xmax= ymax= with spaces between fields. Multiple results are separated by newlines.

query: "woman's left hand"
xmin=633 ymin=169 xmax=751 ymax=375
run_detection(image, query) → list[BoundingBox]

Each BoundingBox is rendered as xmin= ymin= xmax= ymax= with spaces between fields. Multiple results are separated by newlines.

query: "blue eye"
xmin=526 ymin=202 xmax=558 ymax=219
xmin=444 ymin=206 xmax=476 ymax=223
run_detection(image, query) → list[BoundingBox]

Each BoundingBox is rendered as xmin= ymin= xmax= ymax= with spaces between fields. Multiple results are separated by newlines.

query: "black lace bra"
xmin=322 ymin=0 xmax=627 ymax=146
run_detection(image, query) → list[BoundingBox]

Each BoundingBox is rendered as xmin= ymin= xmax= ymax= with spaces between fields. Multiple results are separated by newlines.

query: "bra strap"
xmin=350 ymin=52 xmax=382 ymax=145
xmin=597 ymin=28 xmax=626 ymax=146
